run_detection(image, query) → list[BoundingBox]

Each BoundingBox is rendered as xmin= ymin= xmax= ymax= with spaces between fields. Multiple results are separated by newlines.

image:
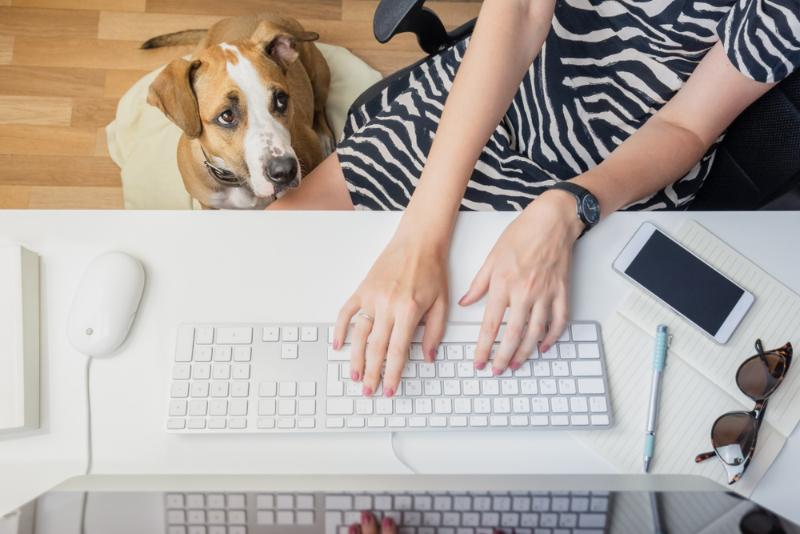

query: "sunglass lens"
xmin=737 ymin=351 xmax=786 ymax=401
xmin=711 ymin=412 xmax=757 ymax=466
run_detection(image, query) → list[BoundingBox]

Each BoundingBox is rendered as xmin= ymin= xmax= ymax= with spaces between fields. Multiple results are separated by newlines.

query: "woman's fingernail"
xmin=382 ymin=517 xmax=395 ymax=528
xmin=361 ymin=511 xmax=370 ymax=523
xmin=509 ymin=361 xmax=521 ymax=370
xmin=458 ymin=296 xmax=466 ymax=305
xmin=475 ymin=361 xmax=486 ymax=370
xmin=384 ymin=387 xmax=395 ymax=398
xmin=428 ymin=348 xmax=437 ymax=360
xmin=362 ymin=385 xmax=373 ymax=397
xmin=351 ymin=370 xmax=360 ymax=381
xmin=492 ymin=367 xmax=503 ymax=376
xmin=349 ymin=526 xmax=359 ymax=534
xmin=333 ymin=339 xmax=340 ymax=350
xmin=541 ymin=344 xmax=550 ymax=353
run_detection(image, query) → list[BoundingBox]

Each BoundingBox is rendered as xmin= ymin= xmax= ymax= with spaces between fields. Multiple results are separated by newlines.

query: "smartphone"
xmin=613 ymin=222 xmax=754 ymax=344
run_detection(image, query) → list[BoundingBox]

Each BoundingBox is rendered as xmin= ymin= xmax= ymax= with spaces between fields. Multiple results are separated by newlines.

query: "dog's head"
xmin=147 ymin=22 xmax=318 ymax=200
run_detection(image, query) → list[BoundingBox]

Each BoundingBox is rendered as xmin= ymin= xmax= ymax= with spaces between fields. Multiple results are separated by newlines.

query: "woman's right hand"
xmin=334 ymin=226 xmax=450 ymax=398
xmin=348 ymin=512 xmax=506 ymax=534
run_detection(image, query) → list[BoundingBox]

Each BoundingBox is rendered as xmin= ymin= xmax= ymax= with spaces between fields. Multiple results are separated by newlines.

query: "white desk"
xmin=1 ymin=211 xmax=798 ymax=523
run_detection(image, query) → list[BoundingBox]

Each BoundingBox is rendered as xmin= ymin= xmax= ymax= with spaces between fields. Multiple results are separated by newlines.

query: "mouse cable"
xmin=390 ymin=432 xmax=417 ymax=474
xmin=80 ymin=355 xmax=94 ymax=534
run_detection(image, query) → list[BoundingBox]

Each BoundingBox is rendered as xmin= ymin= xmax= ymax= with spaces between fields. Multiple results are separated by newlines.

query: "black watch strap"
xmin=550 ymin=181 xmax=601 ymax=234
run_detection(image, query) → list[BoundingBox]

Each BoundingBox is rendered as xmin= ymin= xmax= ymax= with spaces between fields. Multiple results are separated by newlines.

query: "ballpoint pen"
xmin=643 ymin=324 xmax=669 ymax=473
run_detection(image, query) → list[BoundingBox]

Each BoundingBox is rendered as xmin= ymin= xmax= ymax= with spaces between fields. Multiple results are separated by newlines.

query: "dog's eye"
xmin=216 ymin=109 xmax=237 ymax=127
xmin=273 ymin=91 xmax=289 ymax=113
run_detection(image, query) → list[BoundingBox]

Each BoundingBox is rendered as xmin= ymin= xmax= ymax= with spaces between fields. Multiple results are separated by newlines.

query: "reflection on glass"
xmin=1 ymin=490 xmax=798 ymax=534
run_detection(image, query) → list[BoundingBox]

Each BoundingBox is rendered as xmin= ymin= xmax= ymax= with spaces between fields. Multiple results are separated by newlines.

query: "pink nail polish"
xmin=362 ymin=385 xmax=373 ymax=396
xmin=361 ymin=511 xmax=370 ymax=523
xmin=382 ymin=517 xmax=394 ymax=528
xmin=475 ymin=361 xmax=486 ymax=370
xmin=509 ymin=361 xmax=521 ymax=370
xmin=428 ymin=348 xmax=437 ymax=360
xmin=385 ymin=387 xmax=395 ymax=398
xmin=541 ymin=344 xmax=550 ymax=353
xmin=333 ymin=339 xmax=340 ymax=350
xmin=348 ymin=526 xmax=359 ymax=534
xmin=492 ymin=367 xmax=502 ymax=376
xmin=351 ymin=370 xmax=360 ymax=381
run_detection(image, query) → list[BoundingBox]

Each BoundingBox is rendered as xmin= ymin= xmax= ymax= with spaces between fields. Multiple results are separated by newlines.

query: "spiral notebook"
xmin=573 ymin=221 xmax=800 ymax=496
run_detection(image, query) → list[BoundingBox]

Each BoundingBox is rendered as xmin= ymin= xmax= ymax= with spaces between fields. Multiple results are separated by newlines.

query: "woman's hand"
xmin=334 ymin=225 xmax=450 ymax=397
xmin=459 ymin=189 xmax=584 ymax=374
xmin=348 ymin=512 xmax=506 ymax=534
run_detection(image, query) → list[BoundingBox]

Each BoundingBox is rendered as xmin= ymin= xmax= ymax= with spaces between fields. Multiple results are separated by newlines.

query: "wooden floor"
xmin=0 ymin=0 xmax=480 ymax=209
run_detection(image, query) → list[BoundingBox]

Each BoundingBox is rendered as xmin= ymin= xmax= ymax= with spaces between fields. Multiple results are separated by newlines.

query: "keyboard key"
xmin=578 ymin=343 xmax=600 ymax=358
xmin=194 ymin=346 xmax=212 ymax=362
xmin=172 ymin=364 xmax=191 ymax=380
xmin=591 ymin=414 xmax=610 ymax=426
xmin=230 ymin=399 xmax=247 ymax=416
xmin=229 ymin=417 xmax=247 ymax=429
xmin=259 ymin=382 xmax=277 ymax=397
xmin=169 ymin=400 xmax=187 ymax=416
xmin=327 ymin=398 xmax=354 ymax=415
xmin=281 ymin=344 xmax=298 ymax=359
xmin=231 ymin=381 xmax=249 ymax=397
xmin=279 ymin=382 xmax=297 ymax=397
xmin=209 ymin=399 xmax=227 ymax=416
xmin=212 ymin=364 xmax=230 ymax=380
xmin=195 ymin=327 xmax=214 ymax=344
xmin=231 ymin=364 xmax=250 ymax=380
xmin=259 ymin=399 xmax=276 ymax=416
xmin=589 ymin=396 xmax=607 ymax=412
xmin=299 ymin=381 xmax=316 ymax=397
xmin=212 ymin=346 xmax=231 ymax=362
xmin=167 ymin=418 xmax=186 ymax=430
xmin=262 ymin=326 xmax=280 ymax=341
xmin=188 ymin=400 xmax=207 ymax=416
xmin=171 ymin=382 xmax=189 ymax=398
xmin=282 ymin=326 xmax=299 ymax=342
xmin=326 ymin=417 xmax=344 ymax=428
xmin=570 ymin=397 xmax=588 ymax=412
xmin=559 ymin=343 xmax=577 ymax=359
xmin=210 ymin=382 xmax=228 ymax=397
xmin=571 ymin=323 xmax=598 ymax=342
xmin=577 ymin=379 xmax=605 ymax=394
xmin=301 ymin=326 xmax=318 ymax=341
xmin=232 ymin=346 xmax=251 ymax=362
xmin=327 ymin=345 xmax=350 ymax=361
xmin=190 ymin=382 xmax=209 ymax=397
xmin=257 ymin=511 xmax=274 ymax=525
xmin=216 ymin=327 xmax=252 ymax=344
xmin=446 ymin=345 xmax=464 ymax=359
xmin=299 ymin=399 xmax=316 ymax=416
xmin=278 ymin=399 xmax=296 ymax=416
xmin=571 ymin=361 xmax=602 ymax=376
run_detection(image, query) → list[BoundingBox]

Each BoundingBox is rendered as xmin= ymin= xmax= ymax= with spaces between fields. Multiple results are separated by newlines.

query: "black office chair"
xmin=350 ymin=0 xmax=800 ymax=210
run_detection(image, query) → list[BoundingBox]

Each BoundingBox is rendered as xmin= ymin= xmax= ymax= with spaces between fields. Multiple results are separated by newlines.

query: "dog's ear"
xmin=147 ymin=58 xmax=202 ymax=138
xmin=251 ymin=21 xmax=319 ymax=71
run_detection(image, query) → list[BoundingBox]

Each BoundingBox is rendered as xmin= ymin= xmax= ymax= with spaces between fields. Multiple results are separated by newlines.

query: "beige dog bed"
xmin=106 ymin=43 xmax=381 ymax=209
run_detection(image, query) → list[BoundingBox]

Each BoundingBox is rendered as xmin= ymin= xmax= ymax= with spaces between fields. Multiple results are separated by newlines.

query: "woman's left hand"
xmin=459 ymin=189 xmax=586 ymax=374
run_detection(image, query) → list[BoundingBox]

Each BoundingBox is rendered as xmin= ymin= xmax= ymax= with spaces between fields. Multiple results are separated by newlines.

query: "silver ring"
xmin=355 ymin=311 xmax=374 ymax=322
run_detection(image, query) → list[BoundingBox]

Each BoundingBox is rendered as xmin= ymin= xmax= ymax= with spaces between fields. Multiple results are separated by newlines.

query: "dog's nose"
xmin=266 ymin=156 xmax=298 ymax=185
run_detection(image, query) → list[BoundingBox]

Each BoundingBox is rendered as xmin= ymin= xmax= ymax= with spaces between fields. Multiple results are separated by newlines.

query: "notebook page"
xmin=573 ymin=313 xmax=785 ymax=497
xmin=617 ymin=221 xmax=800 ymax=438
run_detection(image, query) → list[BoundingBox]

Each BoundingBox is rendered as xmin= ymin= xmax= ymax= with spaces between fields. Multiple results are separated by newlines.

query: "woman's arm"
xmin=463 ymin=40 xmax=779 ymax=373
xmin=571 ymin=41 xmax=776 ymax=215
xmin=334 ymin=0 xmax=557 ymax=396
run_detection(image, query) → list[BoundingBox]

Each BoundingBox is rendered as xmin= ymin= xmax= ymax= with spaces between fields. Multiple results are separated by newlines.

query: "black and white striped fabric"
xmin=337 ymin=0 xmax=800 ymax=211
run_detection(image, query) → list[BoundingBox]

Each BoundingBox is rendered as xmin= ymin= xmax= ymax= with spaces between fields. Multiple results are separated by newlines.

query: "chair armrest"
xmin=373 ymin=0 xmax=462 ymax=54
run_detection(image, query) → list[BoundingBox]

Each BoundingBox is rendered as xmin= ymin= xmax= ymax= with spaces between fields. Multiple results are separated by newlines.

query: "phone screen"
xmin=624 ymin=230 xmax=744 ymax=335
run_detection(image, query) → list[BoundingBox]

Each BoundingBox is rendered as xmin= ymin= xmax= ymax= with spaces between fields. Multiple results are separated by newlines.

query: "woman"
xmin=272 ymin=0 xmax=800 ymax=397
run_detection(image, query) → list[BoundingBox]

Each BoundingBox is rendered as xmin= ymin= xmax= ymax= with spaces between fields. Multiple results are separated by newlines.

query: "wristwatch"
xmin=550 ymin=181 xmax=601 ymax=235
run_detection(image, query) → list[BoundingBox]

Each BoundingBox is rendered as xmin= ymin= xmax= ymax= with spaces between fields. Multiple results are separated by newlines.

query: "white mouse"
xmin=67 ymin=251 xmax=145 ymax=357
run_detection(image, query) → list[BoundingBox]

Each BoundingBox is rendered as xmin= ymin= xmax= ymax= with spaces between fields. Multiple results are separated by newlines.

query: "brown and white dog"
xmin=144 ymin=15 xmax=334 ymax=209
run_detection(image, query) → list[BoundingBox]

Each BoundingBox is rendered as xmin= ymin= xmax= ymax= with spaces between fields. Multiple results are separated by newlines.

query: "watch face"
xmin=581 ymin=195 xmax=601 ymax=225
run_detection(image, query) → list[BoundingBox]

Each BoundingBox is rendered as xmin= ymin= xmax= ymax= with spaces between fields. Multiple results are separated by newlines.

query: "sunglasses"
xmin=695 ymin=339 xmax=793 ymax=484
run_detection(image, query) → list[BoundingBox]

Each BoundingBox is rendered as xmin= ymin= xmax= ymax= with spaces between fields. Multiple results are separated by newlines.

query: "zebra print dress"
xmin=336 ymin=0 xmax=800 ymax=211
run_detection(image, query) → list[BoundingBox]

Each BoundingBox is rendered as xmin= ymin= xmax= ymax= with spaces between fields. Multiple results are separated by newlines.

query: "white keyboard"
xmin=164 ymin=490 xmax=611 ymax=534
xmin=166 ymin=322 xmax=613 ymax=433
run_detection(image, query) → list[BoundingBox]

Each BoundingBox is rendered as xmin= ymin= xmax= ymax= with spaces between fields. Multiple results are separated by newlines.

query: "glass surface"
xmin=624 ymin=230 xmax=745 ymax=336
xmin=2 ymin=488 xmax=799 ymax=534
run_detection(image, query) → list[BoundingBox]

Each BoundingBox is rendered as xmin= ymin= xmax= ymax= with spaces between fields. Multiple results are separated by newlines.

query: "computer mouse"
xmin=67 ymin=251 xmax=145 ymax=357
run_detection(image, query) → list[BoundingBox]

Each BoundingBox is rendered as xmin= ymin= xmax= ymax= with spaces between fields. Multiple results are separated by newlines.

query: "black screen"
xmin=625 ymin=230 xmax=744 ymax=335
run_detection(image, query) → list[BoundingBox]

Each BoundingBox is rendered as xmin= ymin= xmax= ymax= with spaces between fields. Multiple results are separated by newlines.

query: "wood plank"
xmin=0 ymin=65 xmax=105 ymax=97
xmin=94 ymin=127 xmax=110 ymax=156
xmin=312 ymin=20 xmax=418 ymax=51
xmin=0 ymin=124 xmax=96 ymax=156
xmin=103 ymin=68 xmax=150 ymax=98
xmin=71 ymin=97 xmax=118 ymax=128
xmin=12 ymin=0 xmax=145 ymax=12
xmin=27 ymin=186 xmax=123 ymax=209
xmin=0 ymin=7 xmax=99 ymax=39
xmin=342 ymin=0 xmax=481 ymax=28
xmin=0 ymin=95 xmax=72 ymax=126
xmin=0 ymin=0 xmax=11 ymax=6
xmin=145 ymin=0 xmax=340 ymax=19
xmin=0 ymin=155 xmax=121 ymax=187
xmin=351 ymin=48 xmax=425 ymax=76
xmin=0 ymin=36 xmax=13 ymax=65
xmin=98 ymin=11 xmax=221 ymax=42
xmin=0 ymin=186 xmax=30 ymax=208
xmin=11 ymin=36 xmax=194 ymax=70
